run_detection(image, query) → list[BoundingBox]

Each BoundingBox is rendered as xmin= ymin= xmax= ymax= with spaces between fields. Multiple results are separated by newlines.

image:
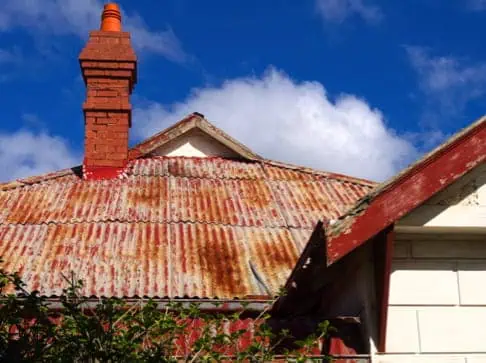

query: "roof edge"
xmin=325 ymin=114 xmax=486 ymax=264
xmin=128 ymin=112 xmax=262 ymax=161
xmin=263 ymin=159 xmax=377 ymax=187
xmin=354 ymin=114 xmax=486 ymax=204
xmin=0 ymin=166 xmax=81 ymax=192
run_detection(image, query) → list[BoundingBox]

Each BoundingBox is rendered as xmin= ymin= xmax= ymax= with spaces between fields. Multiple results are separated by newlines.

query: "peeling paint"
xmin=325 ymin=115 xmax=486 ymax=265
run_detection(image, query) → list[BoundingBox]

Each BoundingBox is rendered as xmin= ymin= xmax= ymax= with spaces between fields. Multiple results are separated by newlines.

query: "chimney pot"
xmin=101 ymin=3 xmax=122 ymax=32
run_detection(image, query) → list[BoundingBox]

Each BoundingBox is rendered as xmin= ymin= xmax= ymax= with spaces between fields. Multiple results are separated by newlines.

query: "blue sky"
xmin=1 ymin=0 xmax=486 ymax=182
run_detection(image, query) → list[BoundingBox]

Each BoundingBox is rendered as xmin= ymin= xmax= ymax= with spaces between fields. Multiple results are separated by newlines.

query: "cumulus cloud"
xmin=316 ymin=0 xmax=383 ymax=24
xmin=406 ymin=46 xmax=486 ymax=117
xmin=0 ymin=48 xmax=20 ymax=64
xmin=0 ymin=130 xmax=81 ymax=182
xmin=134 ymin=68 xmax=416 ymax=181
xmin=0 ymin=0 xmax=185 ymax=62
xmin=467 ymin=0 xmax=486 ymax=11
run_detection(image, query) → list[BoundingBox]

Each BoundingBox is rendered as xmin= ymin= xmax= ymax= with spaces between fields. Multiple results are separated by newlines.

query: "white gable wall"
xmin=376 ymin=163 xmax=486 ymax=363
xmin=152 ymin=129 xmax=240 ymax=158
xmin=398 ymin=164 xmax=486 ymax=229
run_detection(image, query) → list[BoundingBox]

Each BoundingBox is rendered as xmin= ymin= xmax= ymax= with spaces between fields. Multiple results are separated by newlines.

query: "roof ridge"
xmin=129 ymin=157 xmax=377 ymax=186
xmin=133 ymin=155 xmax=255 ymax=162
xmin=0 ymin=220 xmax=314 ymax=230
xmin=262 ymin=159 xmax=377 ymax=187
xmin=330 ymin=114 xmax=486 ymax=236
xmin=0 ymin=167 xmax=81 ymax=192
xmin=0 ymin=156 xmax=377 ymax=192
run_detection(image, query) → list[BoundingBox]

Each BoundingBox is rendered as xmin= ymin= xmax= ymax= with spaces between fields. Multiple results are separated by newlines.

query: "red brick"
xmin=96 ymin=90 xmax=119 ymax=97
xmin=88 ymin=151 xmax=106 ymax=159
xmin=95 ymin=145 xmax=118 ymax=152
xmin=108 ymin=152 xmax=127 ymax=161
xmin=107 ymin=112 xmax=125 ymax=117
xmin=85 ymin=111 xmax=108 ymax=117
xmin=89 ymin=124 xmax=109 ymax=132
xmin=80 ymin=61 xmax=98 ymax=68
xmin=84 ymin=69 xmax=106 ymax=77
xmin=85 ymin=130 xmax=97 ymax=139
xmin=84 ymin=158 xmax=96 ymax=167
xmin=96 ymin=159 xmax=125 ymax=167
xmin=106 ymin=139 xmax=126 ymax=147
xmin=96 ymin=132 xmax=110 ymax=139
xmin=104 ymin=70 xmax=132 ymax=78
xmin=99 ymin=37 xmax=120 ymax=45
xmin=119 ymin=63 xmax=135 ymax=70
xmin=109 ymin=125 xmax=129 ymax=132
xmin=115 ymin=131 xmax=128 ymax=138
xmin=95 ymin=117 xmax=109 ymax=125
xmin=80 ymin=28 xmax=137 ymax=179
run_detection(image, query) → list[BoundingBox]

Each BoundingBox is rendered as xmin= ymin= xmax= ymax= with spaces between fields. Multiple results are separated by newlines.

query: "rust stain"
xmin=0 ymin=156 xmax=373 ymax=299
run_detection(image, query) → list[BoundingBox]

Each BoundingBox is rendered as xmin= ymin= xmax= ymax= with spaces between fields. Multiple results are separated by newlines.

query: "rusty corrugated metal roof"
xmin=0 ymin=156 xmax=375 ymax=298
xmin=0 ymin=223 xmax=302 ymax=298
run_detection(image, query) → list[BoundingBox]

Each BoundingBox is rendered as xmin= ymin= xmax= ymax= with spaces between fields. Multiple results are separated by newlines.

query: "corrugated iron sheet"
xmin=131 ymin=156 xmax=265 ymax=179
xmin=268 ymin=179 xmax=369 ymax=228
xmin=1 ymin=177 xmax=170 ymax=225
xmin=0 ymin=157 xmax=374 ymax=298
xmin=0 ymin=222 xmax=305 ymax=298
xmin=1 ymin=158 xmax=373 ymax=228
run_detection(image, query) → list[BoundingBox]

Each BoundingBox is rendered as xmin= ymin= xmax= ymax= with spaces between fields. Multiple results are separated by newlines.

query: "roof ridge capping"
xmin=262 ymin=159 xmax=377 ymax=187
xmin=0 ymin=167 xmax=81 ymax=191
xmin=129 ymin=112 xmax=262 ymax=161
xmin=323 ymin=114 xmax=486 ymax=265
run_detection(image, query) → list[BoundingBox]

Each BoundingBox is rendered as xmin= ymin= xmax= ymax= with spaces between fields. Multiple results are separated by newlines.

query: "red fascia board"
xmin=327 ymin=121 xmax=486 ymax=265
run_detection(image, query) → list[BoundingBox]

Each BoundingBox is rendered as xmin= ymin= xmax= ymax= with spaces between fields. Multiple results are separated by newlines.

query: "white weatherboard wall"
xmin=376 ymin=163 xmax=486 ymax=363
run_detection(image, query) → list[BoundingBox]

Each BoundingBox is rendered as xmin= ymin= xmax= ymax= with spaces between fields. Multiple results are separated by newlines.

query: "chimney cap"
xmin=101 ymin=3 xmax=122 ymax=32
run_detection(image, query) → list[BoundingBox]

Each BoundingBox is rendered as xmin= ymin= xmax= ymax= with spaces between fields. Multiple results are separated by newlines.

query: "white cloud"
xmin=0 ymin=48 xmax=20 ymax=64
xmin=406 ymin=46 xmax=486 ymax=115
xmin=134 ymin=68 xmax=416 ymax=181
xmin=0 ymin=0 xmax=185 ymax=62
xmin=316 ymin=0 xmax=383 ymax=24
xmin=467 ymin=0 xmax=486 ymax=11
xmin=0 ymin=130 xmax=80 ymax=182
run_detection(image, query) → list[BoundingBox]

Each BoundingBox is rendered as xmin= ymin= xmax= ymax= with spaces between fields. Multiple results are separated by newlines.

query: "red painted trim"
xmin=83 ymin=164 xmax=126 ymax=180
xmin=377 ymin=226 xmax=394 ymax=353
xmin=327 ymin=121 xmax=486 ymax=264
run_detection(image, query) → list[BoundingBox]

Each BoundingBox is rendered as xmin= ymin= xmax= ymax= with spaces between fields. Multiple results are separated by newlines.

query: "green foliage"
xmin=0 ymin=266 xmax=331 ymax=362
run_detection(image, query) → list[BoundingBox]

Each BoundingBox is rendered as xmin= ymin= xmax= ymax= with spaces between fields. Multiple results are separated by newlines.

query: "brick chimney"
xmin=79 ymin=3 xmax=137 ymax=180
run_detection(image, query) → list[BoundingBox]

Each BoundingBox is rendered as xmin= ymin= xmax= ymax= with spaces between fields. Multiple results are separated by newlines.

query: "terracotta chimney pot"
xmin=101 ymin=3 xmax=122 ymax=32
